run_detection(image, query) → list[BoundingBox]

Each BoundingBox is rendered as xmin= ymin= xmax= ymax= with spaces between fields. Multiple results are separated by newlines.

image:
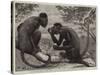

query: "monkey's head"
xmin=39 ymin=12 xmax=48 ymax=28
xmin=48 ymin=23 xmax=62 ymax=34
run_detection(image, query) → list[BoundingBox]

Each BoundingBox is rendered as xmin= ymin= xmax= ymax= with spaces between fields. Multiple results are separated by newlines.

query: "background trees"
xmin=56 ymin=6 xmax=96 ymax=42
xmin=15 ymin=3 xmax=39 ymax=23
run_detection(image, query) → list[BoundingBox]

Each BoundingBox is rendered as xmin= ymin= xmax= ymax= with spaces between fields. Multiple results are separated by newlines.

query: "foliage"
xmin=56 ymin=6 xmax=92 ymax=22
xmin=56 ymin=6 xmax=96 ymax=42
xmin=78 ymin=8 xmax=96 ymax=42
xmin=15 ymin=3 xmax=39 ymax=23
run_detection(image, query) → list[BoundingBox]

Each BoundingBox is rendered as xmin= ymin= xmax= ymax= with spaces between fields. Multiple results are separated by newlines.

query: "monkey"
xmin=48 ymin=22 xmax=92 ymax=67
xmin=16 ymin=12 xmax=52 ymax=68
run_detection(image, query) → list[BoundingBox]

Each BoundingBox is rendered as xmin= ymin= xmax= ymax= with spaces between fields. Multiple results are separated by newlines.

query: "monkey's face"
xmin=48 ymin=26 xmax=60 ymax=34
xmin=40 ymin=17 xmax=48 ymax=28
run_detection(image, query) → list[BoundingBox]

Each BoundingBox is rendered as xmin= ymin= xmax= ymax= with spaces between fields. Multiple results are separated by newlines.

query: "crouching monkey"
xmin=16 ymin=12 xmax=51 ymax=68
xmin=48 ymin=23 xmax=95 ymax=67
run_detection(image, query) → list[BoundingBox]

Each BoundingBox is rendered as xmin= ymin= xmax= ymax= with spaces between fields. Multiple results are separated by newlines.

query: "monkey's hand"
xmin=53 ymin=45 xmax=60 ymax=50
xmin=53 ymin=45 xmax=72 ymax=50
xmin=48 ymin=28 xmax=51 ymax=33
xmin=48 ymin=27 xmax=57 ymax=34
xmin=48 ymin=28 xmax=53 ymax=34
xmin=32 ymin=48 xmax=40 ymax=55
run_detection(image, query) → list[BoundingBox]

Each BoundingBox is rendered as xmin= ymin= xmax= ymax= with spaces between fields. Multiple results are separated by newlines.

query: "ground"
xmin=15 ymin=34 xmax=96 ymax=72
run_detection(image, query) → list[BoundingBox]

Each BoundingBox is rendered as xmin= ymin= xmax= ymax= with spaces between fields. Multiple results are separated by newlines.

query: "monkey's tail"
xmin=80 ymin=19 xmax=90 ymax=67
xmin=79 ymin=13 xmax=96 ymax=67
xmin=81 ymin=9 xmax=96 ymax=57
xmin=20 ymin=51 xmax=48 ymax=68
xmin=81 ymin=18 xmax=90 ymax=57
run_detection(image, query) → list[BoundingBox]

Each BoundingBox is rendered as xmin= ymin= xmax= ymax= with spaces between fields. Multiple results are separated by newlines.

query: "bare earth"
xmin=15 ymin=34 xmax=96 ymax=72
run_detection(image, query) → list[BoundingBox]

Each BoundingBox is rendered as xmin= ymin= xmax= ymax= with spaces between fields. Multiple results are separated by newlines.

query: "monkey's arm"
xmin=50 ymin=33 xmax=59 ymax=44
xmin=30 ymin=36 xmax=36 ymax=48
xmin=57 ymin=34 xmax=64 ymax=46
xmin=50 ymin=33 xmax=64 ymax=46
xmin=53 ymin=45 xmax=72 ymax=50
xmin=30 ymin=35 xmax=40 ymax=54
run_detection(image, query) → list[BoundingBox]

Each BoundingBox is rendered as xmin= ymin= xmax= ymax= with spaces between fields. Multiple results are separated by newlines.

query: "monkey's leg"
xmin=17 ymin=30 xmax=50 ymax=67
xmin=31 ymin=30 xmax=41 ymax=48
xmin=30 ymin=30 xmax=50 ymax=63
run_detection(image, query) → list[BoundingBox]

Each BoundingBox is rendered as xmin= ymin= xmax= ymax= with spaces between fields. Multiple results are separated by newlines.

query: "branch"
xmin=81 ymin=25 xmax=96 ymax=42
xmin=74 ymin=22 xmax=96 ymax=42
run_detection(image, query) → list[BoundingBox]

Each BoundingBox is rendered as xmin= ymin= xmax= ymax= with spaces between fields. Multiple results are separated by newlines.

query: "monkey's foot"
xmin=50 ymin=55 xmax=65 ymax=64
xmin=61 ymin=58 xmax=70 ymax=63
xmin=82 ymin=58 xmax=96 ymax=67
xmin=35 ymin=52 xmax=51 ymax=64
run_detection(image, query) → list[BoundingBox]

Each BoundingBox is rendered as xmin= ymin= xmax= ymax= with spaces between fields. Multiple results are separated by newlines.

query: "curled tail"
xmin=79 ymin=10 xmax=96 ymax=67
xmin=81 ymin=9 xmax=95 ymax=57
xmin=20 ymin=51 xmax=48 ymax=68
xmin=81 ymin=23 xmax=89 ymax=57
